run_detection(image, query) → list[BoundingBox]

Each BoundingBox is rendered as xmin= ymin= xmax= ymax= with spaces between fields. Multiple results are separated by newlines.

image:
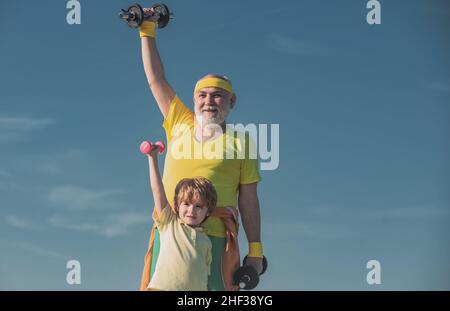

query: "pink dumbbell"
xmin=140 ymin=140 xmax=166 ymax=155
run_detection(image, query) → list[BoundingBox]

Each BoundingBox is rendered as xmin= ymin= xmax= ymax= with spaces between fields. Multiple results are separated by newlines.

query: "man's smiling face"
xmin=194 ymin=87 xmax=236 ymax=126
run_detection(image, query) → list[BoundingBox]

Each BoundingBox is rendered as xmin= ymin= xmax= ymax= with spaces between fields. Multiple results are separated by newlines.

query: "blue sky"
xmin=1 ymin=0 xmax=449 ymax=290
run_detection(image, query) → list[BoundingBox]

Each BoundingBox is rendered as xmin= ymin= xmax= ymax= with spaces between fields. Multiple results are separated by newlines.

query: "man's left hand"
xmin=244 ymin=256 xmax=263 ymax=274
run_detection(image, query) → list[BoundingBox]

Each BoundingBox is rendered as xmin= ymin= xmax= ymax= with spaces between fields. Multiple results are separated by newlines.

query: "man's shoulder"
xmin=163 ymin=96 xmax=195 ymax=136
xmin=171 ymin=96 xmax=194 ymax=118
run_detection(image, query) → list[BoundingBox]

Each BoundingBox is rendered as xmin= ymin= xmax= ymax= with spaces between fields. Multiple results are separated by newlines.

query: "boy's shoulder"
xmin=156 ymin=204 xmax=178 ymax=227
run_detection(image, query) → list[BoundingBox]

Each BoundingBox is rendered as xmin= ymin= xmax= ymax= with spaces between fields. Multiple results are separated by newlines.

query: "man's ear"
xmin=230 ymin=94 xmax=237 ymax=109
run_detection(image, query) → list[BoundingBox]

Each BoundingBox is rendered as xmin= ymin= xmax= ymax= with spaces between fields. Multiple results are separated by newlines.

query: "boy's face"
xmin=178 ymin=199 xmax=209 ymax=227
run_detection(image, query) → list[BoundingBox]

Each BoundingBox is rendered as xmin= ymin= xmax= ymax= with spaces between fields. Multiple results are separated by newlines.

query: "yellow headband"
xmin=194 ymin=77 xmax=234 ymax=94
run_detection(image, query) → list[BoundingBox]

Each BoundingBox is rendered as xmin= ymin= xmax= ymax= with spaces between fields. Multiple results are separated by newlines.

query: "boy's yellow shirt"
xmin=148 ymin=206 xmax=212 ymax=291
xmin=162 ymin=96 xmax=261 ymax=237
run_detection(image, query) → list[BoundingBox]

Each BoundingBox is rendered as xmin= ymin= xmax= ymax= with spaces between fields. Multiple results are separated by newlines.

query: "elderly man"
xmin=138 ymin=11 xmax=264 ymax=291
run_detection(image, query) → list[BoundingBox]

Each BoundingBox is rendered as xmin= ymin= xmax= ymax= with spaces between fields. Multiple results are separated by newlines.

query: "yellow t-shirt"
xmin=162 ymin=96 xmax=261 ymax=237
xmin=148 ymin=206 xmax=212 ymax=291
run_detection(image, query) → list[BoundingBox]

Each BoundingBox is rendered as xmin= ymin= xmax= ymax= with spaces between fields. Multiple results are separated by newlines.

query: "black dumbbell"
xmin=119 ymin=3 xmax=174 ymax=29
xmin=233 ymin=256 xmax=268 ymax=290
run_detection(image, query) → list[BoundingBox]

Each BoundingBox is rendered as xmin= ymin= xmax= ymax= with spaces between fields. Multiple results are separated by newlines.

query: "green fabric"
xmin=207 ymin=236 xmax=226 ymax=291
xmin=150 ymin=228 xmax=161 ymax=277
xmin=150 ymin=228 xmax=226 ymax=291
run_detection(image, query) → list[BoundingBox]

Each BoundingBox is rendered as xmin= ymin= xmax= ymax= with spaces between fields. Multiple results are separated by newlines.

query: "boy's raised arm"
xmin=147 ymin=149 xmax=169 ymax=216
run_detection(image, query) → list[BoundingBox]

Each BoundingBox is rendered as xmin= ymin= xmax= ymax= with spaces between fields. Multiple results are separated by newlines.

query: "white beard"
xmin=195 ymin=113 xmax=224 ymax=126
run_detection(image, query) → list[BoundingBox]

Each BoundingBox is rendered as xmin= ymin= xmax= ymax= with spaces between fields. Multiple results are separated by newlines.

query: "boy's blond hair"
xmin=173 ymin=177 xmax=217 ymax=215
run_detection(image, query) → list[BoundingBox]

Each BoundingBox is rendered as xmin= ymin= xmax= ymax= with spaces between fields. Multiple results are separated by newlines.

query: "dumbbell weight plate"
xmin=140 ymin=141 xmax=153 ymax=154
xmin=154 ymin=141 xmax=166 ymax=154
xmin=150 ymin=3 xmax=171 ymax=28
xmin=242 ymin=255 xmax=268 ymax=275
xmin=233 ymin=266 xmax=259 ymax=290
xmin=126 ymin=4 xmax=144 ymax=28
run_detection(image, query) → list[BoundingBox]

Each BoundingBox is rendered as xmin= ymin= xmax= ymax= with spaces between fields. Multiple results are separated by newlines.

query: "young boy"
xmin=144 ymin=141 xmax=217 ymax=291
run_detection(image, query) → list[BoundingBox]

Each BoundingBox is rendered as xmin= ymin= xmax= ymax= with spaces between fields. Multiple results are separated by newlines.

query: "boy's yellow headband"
xmin=194 ymin=77 xmax=234 ymax=94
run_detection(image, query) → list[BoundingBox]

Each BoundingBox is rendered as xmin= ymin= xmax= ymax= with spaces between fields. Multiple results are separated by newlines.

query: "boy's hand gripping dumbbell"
xmin=140 ymin=140 xmax=166 ymax=155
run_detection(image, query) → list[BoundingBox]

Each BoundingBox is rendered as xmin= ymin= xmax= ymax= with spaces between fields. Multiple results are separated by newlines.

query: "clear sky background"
xmin=1 ymin=0 xmax=449 ymax=290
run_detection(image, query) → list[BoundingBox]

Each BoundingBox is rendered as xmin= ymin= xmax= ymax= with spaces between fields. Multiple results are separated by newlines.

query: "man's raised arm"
xmin=140 ymin=16 xmax=175 ymax=119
